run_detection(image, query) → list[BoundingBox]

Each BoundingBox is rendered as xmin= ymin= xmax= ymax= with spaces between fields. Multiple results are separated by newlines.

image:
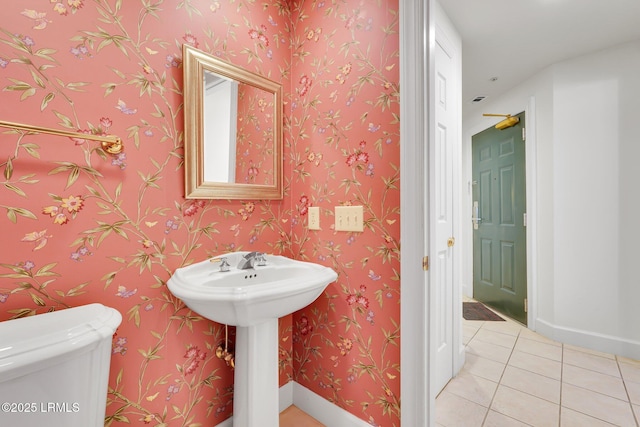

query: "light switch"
xmin=308 ymin=206 xmax=320 ymax=230
xmin=334 ymin=205 xmax=363 ymax=232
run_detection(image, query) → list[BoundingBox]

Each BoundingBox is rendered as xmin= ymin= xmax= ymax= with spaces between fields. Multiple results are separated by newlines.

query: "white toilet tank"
xmin=0 ymin=303 xmax=122 ymax=427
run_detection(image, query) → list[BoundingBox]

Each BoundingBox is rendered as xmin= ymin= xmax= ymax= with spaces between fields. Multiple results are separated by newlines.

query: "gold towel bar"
xmin=0 ymin=119 xmax=124 ymax=155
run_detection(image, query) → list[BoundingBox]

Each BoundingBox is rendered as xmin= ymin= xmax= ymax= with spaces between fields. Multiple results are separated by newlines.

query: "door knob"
xmin=447 ymin=237 xmax=455 ymax=247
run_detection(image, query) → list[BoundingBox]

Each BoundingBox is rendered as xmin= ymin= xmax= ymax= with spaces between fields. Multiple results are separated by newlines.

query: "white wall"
xmin=461 ymin=40 xmax=640 ymax=359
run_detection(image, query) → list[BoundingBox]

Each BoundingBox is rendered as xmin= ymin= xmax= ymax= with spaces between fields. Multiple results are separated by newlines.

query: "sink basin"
xmin=168 ymin=252 xmax=337 ymax=427
xmin=167 ymin=252 xmax=338 ymax=326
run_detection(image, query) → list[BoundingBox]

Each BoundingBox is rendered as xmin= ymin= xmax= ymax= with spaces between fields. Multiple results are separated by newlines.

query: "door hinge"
xmin=422 ymin=256 xmax=429 ymax=271
xmin=523 ymin=212 xmax=527 ymax=227
xmin=524 ymin=298 xmax=528 ymax=313
xmin=522 ymin=127 xmax=526 ymax=142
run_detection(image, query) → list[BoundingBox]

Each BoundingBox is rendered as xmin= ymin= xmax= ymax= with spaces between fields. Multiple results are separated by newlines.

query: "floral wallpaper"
xmin=289 ymin=1 xmax=400 ymax=425
xmin=0 ymin=0 xmax=400 ymax=426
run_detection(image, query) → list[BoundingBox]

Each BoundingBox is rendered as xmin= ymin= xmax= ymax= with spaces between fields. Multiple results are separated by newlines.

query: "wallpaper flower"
xmin=0 ymin=0 xmax=400 ymax=426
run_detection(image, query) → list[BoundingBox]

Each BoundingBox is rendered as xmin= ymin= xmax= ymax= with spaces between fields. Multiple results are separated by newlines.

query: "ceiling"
xmin=438 ymin=0 xmax=640 ymax=117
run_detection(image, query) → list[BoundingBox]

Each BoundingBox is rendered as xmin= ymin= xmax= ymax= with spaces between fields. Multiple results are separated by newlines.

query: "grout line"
xmin=617 ymin=355 xmax=640 ymax=427
xmin=479 ymin=319 xmax=521 ymax=426
xmin=461 ymin=310 xmax=640 ymax=426
xmin=558 ymin=342 xmax=564 ymax=427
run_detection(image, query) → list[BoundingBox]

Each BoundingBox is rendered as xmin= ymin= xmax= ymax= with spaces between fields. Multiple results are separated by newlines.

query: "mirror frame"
xmin=182 ymin=44 xmax=283 ymax=199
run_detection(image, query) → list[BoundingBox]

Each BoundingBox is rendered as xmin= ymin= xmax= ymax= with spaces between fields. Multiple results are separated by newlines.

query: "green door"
xmin=472 ymin=112 xmax=527 ymax=324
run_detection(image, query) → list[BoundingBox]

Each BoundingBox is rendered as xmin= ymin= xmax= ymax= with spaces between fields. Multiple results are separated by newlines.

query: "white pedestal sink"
xmin=167 ymin=252 xmax=337 ymax=427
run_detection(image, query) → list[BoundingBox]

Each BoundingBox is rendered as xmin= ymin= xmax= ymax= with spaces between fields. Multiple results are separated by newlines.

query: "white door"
xmin=433 ymin=33 xmax=458 ymax=394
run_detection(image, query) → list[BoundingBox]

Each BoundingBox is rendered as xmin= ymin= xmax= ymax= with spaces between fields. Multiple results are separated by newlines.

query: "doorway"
xmin=399 ymin=2 xmax=539 ymax=424
xmin=471 ymin=113 xmax=527 ymax=324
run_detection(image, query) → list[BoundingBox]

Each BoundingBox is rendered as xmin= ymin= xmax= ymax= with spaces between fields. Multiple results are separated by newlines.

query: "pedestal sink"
xmin=167 ymin=252 xmax=337 ymax=427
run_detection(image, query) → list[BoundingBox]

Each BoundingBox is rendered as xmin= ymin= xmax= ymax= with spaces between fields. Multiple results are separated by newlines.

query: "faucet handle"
xmin=219 ymin=257 xmax=230 ymax=272
xmin=256 ymin=253 xmax=267 ymax=266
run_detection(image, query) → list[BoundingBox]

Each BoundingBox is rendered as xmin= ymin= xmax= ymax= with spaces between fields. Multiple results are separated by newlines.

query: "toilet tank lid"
xmin=0 ymin=303 xmax=122 ymax=365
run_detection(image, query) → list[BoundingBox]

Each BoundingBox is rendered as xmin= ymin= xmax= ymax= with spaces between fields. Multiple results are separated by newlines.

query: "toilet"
xmin=0 ymin=303 xmax=122 ymax=427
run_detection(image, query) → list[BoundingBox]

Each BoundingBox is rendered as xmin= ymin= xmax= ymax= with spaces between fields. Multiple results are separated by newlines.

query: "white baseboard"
xmin=215 ymin=381 xmax=368 ymax=427
xmin=461 ymin=281 xmax=472 ymax=299
xmin=291 ymin=382 xmax=370 ymax=426
xmin=536 ymin=318 xmax=640 ymax=360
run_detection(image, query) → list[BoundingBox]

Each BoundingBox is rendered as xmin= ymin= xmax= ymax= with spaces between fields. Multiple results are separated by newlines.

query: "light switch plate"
xmin=308 ymin=206 xmax=320 ymax=230
xmin=335 ymin=205 xmax=363 ymax=232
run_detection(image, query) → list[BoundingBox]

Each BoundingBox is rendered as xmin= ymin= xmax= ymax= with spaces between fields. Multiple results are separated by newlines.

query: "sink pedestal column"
xmin=232 ymin=319 xmax=279 ymax=427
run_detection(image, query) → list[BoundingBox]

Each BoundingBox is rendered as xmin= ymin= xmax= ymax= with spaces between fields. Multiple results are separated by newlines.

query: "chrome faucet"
xmin=237 ymin=252 xmax=266 ymax=270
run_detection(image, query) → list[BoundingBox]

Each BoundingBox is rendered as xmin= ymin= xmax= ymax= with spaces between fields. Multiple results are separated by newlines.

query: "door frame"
xmin=400 ymin=1 xmax=538 ymax=424
xmin=399 ymin=0 xmax=434 ymax=425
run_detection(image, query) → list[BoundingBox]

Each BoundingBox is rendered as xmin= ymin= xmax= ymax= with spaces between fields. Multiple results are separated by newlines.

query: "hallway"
xmin=436 ymin=303 xmax=640 ymax=426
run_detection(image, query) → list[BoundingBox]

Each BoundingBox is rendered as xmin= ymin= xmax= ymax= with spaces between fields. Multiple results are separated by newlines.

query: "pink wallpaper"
xmin=0 ymin=1 xmax=399 ymax=426
xmin=289 ymin=1 xmax=400 ymax=425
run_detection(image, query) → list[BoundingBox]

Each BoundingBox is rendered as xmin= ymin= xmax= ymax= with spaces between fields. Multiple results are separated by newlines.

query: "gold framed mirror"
xmin=182 ymin=44 xmax=283 ymax=199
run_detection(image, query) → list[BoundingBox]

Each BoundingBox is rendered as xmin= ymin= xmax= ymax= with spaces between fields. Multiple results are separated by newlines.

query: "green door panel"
xmin=472 ymin=112 xmax=527 ymax=324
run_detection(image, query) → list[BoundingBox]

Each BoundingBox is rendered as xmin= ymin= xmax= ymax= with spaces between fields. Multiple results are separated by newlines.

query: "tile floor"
xmin=437 ymin=304 xmax=640 ymax=426
xmin=280 ymin=405 xmax=325 ymax=426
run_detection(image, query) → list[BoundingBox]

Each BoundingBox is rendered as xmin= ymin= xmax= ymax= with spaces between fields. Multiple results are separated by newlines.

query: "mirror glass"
xmin=183 ymin=44 xmax=282 ymax=199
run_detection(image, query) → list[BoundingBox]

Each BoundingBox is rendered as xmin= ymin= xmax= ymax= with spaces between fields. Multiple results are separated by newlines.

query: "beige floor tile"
xmin=439 ymin=370 xmax=497 ymax=407
xmin=620 ymin=361 xmax=640 ymax=384
xmin=513 ymin=336 xmax=562 ymax=361
xmin=483 ymin=410 xmax=530 ymax=426
xmin=517 ymin=327 xmax=561 ymax=346
xmin=618 ymin=355 xmax=640 ymax=366
xmin=480 ymin=320 xmax=524 ymax=337
xmin=626 ymin=379 xmax=640 ymax=405
xmin=435 ymin=390 xmax=487 ymax=427
xmin=560 ymin=407 xmax=618 ymax=427
xmin=564 ymin=343 xmax=616 ymax=360
xmin=508 ymin=350 xmax=562 ymax=380
xmin=563 ymin=347 xmax=621 ymax=377
xmin=561 ymin=383 xmax=636 ymax=426
xmin=500 ymin=365 xmax=560 ymax=404
xmin=475 ymin=328 xmax=518 ymax=349
xmin=466 ymin=337 xmax=513 ymax=364
xmin=463 ymin=323 xmax=481 ymax=344
xmin=463 ymin=353 xmax=506 ymax=383
xmin=442 ymin=312 xmax=640 ymax=427
xmin=463 ymin=319 xmax=485 ymax=331
xmin=491 ymin=385 xmax=559 ymax=427
xmin=562 ymin=363 xmax=628 ymax=401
